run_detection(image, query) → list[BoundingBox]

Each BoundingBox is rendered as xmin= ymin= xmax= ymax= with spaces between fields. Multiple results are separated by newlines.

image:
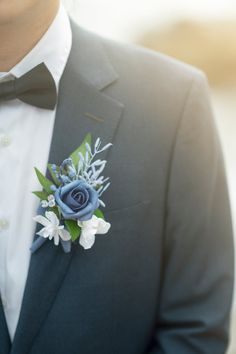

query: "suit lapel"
xmin=11 ymin=21 xmax=124 ymax=354
xmin=0 ymin=298 xmax=11 ymax=354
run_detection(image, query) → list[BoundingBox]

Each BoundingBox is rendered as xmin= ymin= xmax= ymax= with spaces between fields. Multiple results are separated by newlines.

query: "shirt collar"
xmin=0 ymin=2 xmax=72 ymax=90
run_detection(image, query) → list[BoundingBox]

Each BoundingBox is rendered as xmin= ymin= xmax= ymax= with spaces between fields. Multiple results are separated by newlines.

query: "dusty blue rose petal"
xmin=73 ymin=200 xmax=99 ymax=221
xmin=54 ymin=188 xmax=74 ymax=214
xmin=64 ymin=188 xmax=89 ymax=209
xmin=88 ymin=188 xmax=100 ymax=206
xmin=60 ymin=180 xmax=79 ymax=194
xmin=54 ymin=180 xmax=99 ymax=221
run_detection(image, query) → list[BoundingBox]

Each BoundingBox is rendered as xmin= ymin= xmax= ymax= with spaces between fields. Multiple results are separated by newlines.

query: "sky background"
xmin=64 ymin=0 xmax=236 ymax=41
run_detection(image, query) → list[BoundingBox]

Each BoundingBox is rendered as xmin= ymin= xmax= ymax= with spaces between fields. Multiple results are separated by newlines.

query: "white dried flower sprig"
xmin=76 ymin=138 xmax=112 ymax=206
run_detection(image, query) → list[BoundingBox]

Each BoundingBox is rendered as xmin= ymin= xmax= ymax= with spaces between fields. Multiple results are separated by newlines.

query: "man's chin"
xmin=0 ymin=6 xmax=25 ymax=26
xmin=0 ymin=0 xmax=38 ymax=27
xmin=0 ymin=0 xmax=58 ymax=27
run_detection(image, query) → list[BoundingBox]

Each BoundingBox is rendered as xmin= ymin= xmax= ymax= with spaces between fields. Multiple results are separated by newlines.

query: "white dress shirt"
xmin=0 ymin=3 xmax=72 ymax=341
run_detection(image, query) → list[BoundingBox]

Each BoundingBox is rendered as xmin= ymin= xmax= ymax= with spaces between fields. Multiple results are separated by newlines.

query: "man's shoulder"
xmin=104 ymin=34 xmax=201 ymax=80
xmin=78 ymin=25 xmax=205 ymax=89
xmin=70 ymin=21 xmax=210 ymax=139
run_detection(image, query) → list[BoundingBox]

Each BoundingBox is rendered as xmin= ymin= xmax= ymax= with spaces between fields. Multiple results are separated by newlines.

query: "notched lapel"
xmin=11 ymin=21 xmax=124 ymax=354
xmin=47 ymin=21 xmax=124 ymax=165
xmin=48 ymin=73 xmax=124 ymax=166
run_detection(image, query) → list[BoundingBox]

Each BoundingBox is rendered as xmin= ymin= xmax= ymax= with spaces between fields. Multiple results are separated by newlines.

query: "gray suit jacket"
xmin=0 ymin=19 xmax=234 ymax=354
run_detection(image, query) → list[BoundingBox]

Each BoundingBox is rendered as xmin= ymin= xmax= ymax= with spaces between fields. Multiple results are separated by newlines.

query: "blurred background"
xmin=64 ymin=0 xmax=236 ymax=352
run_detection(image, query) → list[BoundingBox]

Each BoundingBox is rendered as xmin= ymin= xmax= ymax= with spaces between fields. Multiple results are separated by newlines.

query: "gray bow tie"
xmin=0 ymin=62 xmax=57 ymax=110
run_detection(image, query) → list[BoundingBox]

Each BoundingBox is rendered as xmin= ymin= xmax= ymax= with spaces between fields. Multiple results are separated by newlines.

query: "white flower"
xmin=48 ymin=199 xmax=56 ymax=207
xmin=33 ymin=211 xmax=71 ymax=246
xmin=48 ymin=195 xmax=55 ymax=201
xmin=78 ymin=215 xmax=111 ymax=250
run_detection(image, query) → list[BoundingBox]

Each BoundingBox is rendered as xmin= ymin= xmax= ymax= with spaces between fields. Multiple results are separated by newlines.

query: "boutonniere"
xmin=31 ymin=134 xmax=112 ymax=253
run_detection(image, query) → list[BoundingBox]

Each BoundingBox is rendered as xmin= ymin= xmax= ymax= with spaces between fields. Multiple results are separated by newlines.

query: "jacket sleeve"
xmin=148 ymin=72 xmax=234 ymax=354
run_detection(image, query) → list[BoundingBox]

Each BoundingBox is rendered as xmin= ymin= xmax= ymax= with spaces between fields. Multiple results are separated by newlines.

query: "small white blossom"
xmin=78 ymin=215 xmax=111 ymax=250
xmin=41 ymin=194 xmax=56 ymax=208
xmin=48 ymin=194 xmax=55 ymax=202
xmin=48 ymin=195 xmax=56 ymax=207
xmin=41 ymin=200 xmax=48 ymax=208
xmin=48 ymin=199 xmax=56 ymax=207
xmin=33 ymin=211 xmax=71 ymax=246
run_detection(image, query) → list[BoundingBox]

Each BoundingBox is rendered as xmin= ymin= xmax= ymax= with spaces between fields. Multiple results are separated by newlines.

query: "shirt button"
xmin=0 ymin=218 xmax=9 ymax=231
xmin=0 ymin=134 xmax=11 ymax=147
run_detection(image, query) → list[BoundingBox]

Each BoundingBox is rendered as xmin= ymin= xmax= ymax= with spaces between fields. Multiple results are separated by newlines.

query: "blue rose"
xmin=54 ymin=180 xmax=99 ymax=221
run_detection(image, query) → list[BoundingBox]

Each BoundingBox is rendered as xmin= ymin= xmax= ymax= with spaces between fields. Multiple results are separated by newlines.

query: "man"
xmin=0 ymin=0 xmax=234 ymax=353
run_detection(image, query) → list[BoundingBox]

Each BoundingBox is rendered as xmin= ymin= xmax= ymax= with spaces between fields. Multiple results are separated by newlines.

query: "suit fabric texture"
xmin=0 ymin=19 xmax=234 ymax=354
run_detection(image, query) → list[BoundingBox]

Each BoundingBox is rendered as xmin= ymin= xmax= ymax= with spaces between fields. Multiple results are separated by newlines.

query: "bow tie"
xmin=0 ymin=62 xmax=57 ymax=110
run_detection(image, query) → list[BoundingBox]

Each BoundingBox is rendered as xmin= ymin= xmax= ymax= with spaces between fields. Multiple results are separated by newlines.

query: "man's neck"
xmin=0 ymin=1 xmax=59 ymax=72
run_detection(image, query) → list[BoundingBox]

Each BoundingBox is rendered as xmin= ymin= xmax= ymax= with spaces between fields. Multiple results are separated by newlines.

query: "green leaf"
xmin=65 ymin=220 xmax=81 ymax=242
xmin=47 ymin=164 xmax=60 ymax=186
xmin=34 ymin=167 xmax=54 ymax=194
xmin=32 ymin=191 xmax=49 ymax=200
xmin=70 ymin=133 xmax=92 ymax=168
xmin=94 ymin=208 xmax=105 ymax=220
